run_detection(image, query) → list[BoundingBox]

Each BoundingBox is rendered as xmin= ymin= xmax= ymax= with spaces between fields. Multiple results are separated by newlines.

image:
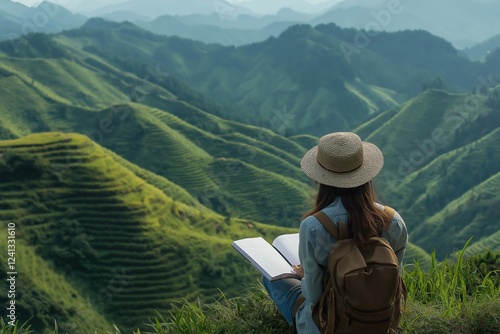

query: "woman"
xmin=263 ymin=132 xmax=408 ymax=334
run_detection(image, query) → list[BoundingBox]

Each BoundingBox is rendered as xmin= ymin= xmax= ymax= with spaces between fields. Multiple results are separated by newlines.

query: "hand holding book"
xmin=292 ymin=264 xmax=304 ymax=279
xmin=232 ymin=233 xmax=301 ymax=281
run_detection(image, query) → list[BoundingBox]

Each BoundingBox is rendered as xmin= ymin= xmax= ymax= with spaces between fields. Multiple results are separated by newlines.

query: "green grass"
xmin=149 ymin=246 xmax=499 ymax=334
xmin=3 ymin=248 xmax=497 ymax=334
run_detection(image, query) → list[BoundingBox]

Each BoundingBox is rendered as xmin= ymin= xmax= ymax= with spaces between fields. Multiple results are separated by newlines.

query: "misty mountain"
xmin=313 ymin=0 xmax=500 ymax=48
xmin=63 ymin=0 xmax=125 ymax=13
xmin=234 ymin=0 xmax=341 ymax=15
xmin=104 ymin=7 xmax=312 ymax=31
xmin=87 ymin=0 xmax=252 ymax=20
xmin=0 ymin=0 xmax=86 ymax=41
xmin=464 ymin=34 xmax=500 ymax=61
xmin=131 ymin=7 xmax=315 ymax=46
xmin=136 ymin=16 xmax=296 ymax=46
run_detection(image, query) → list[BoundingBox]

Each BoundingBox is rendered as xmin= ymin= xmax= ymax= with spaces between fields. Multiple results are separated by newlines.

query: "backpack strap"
xmin=313 ymin=211 xmax=349 ymax=241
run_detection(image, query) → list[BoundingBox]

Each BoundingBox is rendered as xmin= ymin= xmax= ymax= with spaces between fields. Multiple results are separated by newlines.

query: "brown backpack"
xmin=297 ymin=207 xmax=406 ymax=334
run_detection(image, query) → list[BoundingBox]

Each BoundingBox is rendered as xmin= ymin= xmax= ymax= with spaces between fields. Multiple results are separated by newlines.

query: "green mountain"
xmin=58 ymin=19 xmax=403 ymax=134
xmin=0 ymin=132 xmax=296 ymax=332
xmin=356 ymin=88 xmax=500 ymax=258
xmin=56 ymin=19 xmax=500 ymax=137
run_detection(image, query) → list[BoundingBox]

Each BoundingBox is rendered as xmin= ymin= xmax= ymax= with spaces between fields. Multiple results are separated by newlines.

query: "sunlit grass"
xmin=5 ymin=245 xmax=495 ymax=334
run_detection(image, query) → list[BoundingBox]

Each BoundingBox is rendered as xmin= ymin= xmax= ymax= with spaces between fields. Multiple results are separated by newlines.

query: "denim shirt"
xmin=294 ymin=198 xmax=408 ymax=334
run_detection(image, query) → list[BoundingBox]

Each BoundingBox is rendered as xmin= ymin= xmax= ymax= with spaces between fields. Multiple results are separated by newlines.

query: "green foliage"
xmin=1 ymin=318 xmax=32 ymax=334
xmin=56 ymin=21 xmax=406 ymax=134
xmin=404 ymin=239 xmax=497 ymax=314
xmin=59 ymin=20 xmax=500 ymax=135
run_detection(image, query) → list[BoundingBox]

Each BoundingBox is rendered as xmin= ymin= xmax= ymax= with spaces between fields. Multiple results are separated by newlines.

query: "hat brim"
xmin=300 ymin=142 xmax=384 ymax=188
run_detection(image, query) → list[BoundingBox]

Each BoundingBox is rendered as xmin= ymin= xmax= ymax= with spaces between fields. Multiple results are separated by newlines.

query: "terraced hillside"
xmin=356 ymin=88 xmax=500 ymax=258
xmin=0 ymin=48 xmax=311 ymax=227
xmin=0 ymin=236 xmax=113 ymax=332
xmin=0 ymin=132 xmax=298 ymax=332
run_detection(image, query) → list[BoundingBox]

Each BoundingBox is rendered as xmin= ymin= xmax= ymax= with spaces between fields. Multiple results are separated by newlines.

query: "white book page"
xmin=272 ymin=233 xmax=300 ymax=266
xmin=232 ymin=237 xmax=297 ymax=281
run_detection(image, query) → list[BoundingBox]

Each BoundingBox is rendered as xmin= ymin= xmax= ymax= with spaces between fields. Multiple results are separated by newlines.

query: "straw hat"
xmin=300 ymin=132 xmax=384 ymax=188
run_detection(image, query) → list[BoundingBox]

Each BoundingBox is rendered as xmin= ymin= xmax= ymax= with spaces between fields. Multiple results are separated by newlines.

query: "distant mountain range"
xmin=463 ymin=33 xmax=500 ymax=61
xmin=134 ymin=15 xmax=299 ymax=46
xmin=54 ymin=19 xmax=500 ymax=137
xmin=86 ymin=0 xmax=252 ymax=19
xmin=2 ymin=0 xmax=500 ymax=52
xmin=90 ymin=0 xmax=500 ymax=49
xmin=232 ymin=0 xmax=342 ymax=15
xmin=314 ymin=0 xmax=500 ymax=48
xmin=0 ymin=0 xmax=86 ymax=40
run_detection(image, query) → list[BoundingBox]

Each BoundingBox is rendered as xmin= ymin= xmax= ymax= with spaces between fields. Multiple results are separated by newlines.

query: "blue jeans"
xmin=262 ymin=276 xmax=302 ymax=324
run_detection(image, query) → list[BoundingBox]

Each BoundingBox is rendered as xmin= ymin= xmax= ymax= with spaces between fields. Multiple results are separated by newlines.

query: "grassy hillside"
xmin=0 ymin=132 xmax=298 ymax=332
xmin=0 ymin=237 xmax=113 ymax=333
xmin=359 ymin=88 xmax=500 ymax=257
xmin=0 ymin=49 xmax=312 ymax=227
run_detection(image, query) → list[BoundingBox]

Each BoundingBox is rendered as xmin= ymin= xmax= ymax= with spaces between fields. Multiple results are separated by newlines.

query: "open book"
xmin=232 ymin=233 xmax=300 ymax=281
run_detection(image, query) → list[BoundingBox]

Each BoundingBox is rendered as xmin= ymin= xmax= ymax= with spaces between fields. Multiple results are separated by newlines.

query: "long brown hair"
xmin=302 ymin=181 xmax=392 ymax=247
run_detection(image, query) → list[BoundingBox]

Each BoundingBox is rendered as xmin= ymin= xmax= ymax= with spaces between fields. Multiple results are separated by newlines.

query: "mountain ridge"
xmin=1 ymin=26 xmax=498 ymax=256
